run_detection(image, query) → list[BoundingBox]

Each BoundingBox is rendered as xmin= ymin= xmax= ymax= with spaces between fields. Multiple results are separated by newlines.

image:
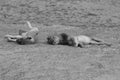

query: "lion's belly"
xmin=76 ymin=35 xmax=91 ymax=43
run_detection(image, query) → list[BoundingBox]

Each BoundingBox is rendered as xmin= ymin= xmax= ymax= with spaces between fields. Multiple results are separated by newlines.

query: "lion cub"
xmin=68 ymin=35 xmax=111 ymax=48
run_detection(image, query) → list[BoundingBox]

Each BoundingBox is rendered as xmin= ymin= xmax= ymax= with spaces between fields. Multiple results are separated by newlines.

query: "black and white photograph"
xmin=0 ymin=0 xmax=120 ymax=80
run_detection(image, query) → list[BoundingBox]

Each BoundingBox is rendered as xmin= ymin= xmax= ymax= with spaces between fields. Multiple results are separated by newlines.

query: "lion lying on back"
xmin=68 ymin=35 xmax=112 ymax=48
xmin=47 ymin=33 xmax=69 ymax=45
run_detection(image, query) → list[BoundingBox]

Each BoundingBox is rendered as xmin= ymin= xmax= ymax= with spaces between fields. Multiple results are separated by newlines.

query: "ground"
xmin=0 ymin=0 xmax=120 ymax=80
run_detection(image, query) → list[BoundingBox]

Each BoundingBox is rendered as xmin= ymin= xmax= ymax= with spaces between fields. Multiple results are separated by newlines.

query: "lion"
xmin=4 ymin=21 xmax=39 ymax=45
xmin=68 ymin=35 xmax=111 ymax=48
xmin=47 ymin=33 xmax=70 ymax=45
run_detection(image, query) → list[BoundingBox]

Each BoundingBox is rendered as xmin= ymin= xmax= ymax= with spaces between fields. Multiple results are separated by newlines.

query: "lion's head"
xmin=47 ymin=35 xmax=60 ymax=45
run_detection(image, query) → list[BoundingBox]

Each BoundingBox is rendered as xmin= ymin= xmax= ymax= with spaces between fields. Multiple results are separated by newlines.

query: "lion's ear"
xmin=47 ymin=36 xmax=50 ymax=39
xmin=47 ymin=35 xmax=52 ymax=40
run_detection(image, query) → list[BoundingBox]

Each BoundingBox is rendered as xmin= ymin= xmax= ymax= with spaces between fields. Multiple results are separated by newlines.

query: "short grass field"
xmin=0 ymin=0 xmax=120 ymax=80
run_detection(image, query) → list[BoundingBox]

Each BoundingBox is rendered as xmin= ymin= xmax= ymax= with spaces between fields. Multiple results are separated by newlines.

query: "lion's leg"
xmin=89 ymin=40 xmax=111 ymax=47
xmin=72 ymin=41 xmax=79 ymax=47
xmin=4 ymin=34 xmax=23 ymax=42
xmin=89 ymin=40 xmax=100 ymax=45
xmin=74 ymin=43 xmax=78 ymax=47
xmin=6 ymin=37 xmax=17 ymax=42
xmin=5 ymin=34 xmax=23 ymax=39
xmin=78 ymin=42 xmax=85 ymax=48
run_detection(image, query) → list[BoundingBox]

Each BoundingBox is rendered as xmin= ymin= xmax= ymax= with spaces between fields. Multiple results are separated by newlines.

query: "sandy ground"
xmin=0 ymin=0 xmax=120 ymax=80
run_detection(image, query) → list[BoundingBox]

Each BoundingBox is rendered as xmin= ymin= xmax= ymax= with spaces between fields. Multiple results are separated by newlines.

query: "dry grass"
xmin=0 ymin=0 xmax=120 ymax=80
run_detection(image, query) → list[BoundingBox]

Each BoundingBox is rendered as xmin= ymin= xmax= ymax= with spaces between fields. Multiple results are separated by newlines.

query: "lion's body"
xmin=74 ymin=35 xmax=91 ymax=44
xmin=47 ymin=33 xmax=69 ymax=45
xmin=5 ymin=22 xmax=39 ymax=45
xmin=68 ymin=35 xmax=111 ymax=47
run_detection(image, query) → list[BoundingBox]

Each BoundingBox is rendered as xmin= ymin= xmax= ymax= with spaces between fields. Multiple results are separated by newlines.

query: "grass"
xmin=0 ymin=0 xmax=120 ymax=80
